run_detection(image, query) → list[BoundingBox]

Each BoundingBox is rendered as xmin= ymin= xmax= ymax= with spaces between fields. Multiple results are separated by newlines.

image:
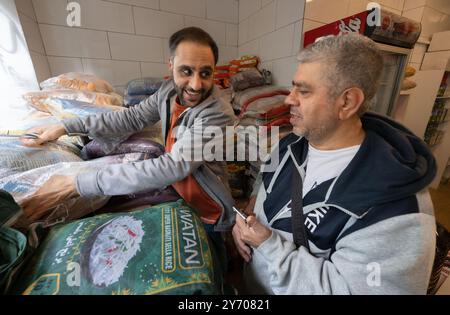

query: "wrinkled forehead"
xmin=294 ymin=61 xmax=331 ymax=86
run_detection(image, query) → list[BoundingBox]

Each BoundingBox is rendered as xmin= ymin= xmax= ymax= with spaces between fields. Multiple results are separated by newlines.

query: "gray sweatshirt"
xmin=244 ymin=113 xmax=437 ymax=294
xmin=62 ymin=80 xmax=237 ymax=231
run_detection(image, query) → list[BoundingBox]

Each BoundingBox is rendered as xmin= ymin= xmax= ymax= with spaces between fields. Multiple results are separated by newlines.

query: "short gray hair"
xmin=298 ymin=33 xmax=383 ymax=116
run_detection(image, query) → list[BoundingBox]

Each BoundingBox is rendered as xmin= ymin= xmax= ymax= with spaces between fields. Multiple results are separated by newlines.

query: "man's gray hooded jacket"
xmin=63 ymin=80 xmax=236 ymax=231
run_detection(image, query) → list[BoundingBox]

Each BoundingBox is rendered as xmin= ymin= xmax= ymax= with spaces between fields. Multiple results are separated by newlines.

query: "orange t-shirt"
xmin=165 ymin=101 xmax=222 ymax=224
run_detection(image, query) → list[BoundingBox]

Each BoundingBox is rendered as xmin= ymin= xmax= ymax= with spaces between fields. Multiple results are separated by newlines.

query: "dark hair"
xmin=169 ymin=27 xmax=219 ymax=65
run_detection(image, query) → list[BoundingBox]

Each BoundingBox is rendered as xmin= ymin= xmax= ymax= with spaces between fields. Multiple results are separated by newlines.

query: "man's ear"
xmin=338 ymin=87 xmax=365 ymax=120
xmin=168 ymin=57 xmax=174 ymax=71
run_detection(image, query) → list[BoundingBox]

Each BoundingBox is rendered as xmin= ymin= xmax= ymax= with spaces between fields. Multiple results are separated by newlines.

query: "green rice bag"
xmin=12 ymin=200 xmax=221 ymax=295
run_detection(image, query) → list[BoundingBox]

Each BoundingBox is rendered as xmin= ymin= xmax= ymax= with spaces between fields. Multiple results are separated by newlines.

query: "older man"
xmin=233 ymin=34 xmax=437 ymax=294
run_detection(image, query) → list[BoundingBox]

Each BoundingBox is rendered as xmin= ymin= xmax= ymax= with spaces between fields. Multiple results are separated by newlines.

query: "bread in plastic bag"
xmin=405 ymin=66 xmax=416 ymax=78
xmin=401 ymin=78 xmax=417 ymax=90
xmin=41 ymin=97 xmax=124 ymax=120
xmin=23 ymin=90 xmax=123 ymax=113
xmin=40 ymin=73 xmax=115 ymax=94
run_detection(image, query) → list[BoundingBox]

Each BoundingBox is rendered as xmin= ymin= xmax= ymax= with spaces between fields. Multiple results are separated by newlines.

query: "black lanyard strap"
xmin=291 ymin=169 xmax=310 ymax=251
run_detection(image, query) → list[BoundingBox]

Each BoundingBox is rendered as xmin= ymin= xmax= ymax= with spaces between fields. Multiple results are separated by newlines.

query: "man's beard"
xmin=174 ymin=84 xmax=212 ymax=107
xmin=295 ymin=115 xmax=340 ymax=144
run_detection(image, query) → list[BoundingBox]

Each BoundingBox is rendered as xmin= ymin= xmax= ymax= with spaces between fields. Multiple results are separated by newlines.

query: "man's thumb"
xmin=246 ymin=215 xmax=257 ymax=227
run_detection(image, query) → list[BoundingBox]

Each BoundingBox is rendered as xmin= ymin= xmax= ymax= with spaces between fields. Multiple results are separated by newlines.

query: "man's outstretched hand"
xmin=20 ymin=175 xmax=79 ymax=221
xmin=20 ymin=124 xmax=67 ymax=147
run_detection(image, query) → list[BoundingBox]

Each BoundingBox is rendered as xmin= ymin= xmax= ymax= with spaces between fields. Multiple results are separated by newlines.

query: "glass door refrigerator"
xmin=303 ymin=9 xmax=421 ymax=117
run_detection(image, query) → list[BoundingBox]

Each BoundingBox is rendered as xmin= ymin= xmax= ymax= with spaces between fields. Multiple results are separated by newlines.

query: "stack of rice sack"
xmin=213 ymin=55 xmax=261 ymax=90
xmin=1 ymin=74 xmax=224 ymax=294
xmin=229 ymin=55 xmax=259 ymax=76
xmin=123 ymin=77 xmax=164 ymax=107
xmin=25 ymin=72 xmax=173 ymax=210
xmin=26 ymin=75 xmax=173 ymax=212
xmin=0 ymin=137 xmax=169 ymax=231
xmin=0 ymin=73 xmax=168 ymax=229
xmin=0 ymin=151 xmax=151 ymax=230
xmin=227 ymin=57 xmax=293 ymax=198
xmin=213 ymin=65 xmax=231 ymax=89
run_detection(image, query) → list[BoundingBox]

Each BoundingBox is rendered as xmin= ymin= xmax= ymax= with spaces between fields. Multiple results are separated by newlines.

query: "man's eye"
xmin=181 ymin=69 xmax=192 ymax=76
xmin=299 ymin=90 xmax=309 ymax=95
xmin=201 ymin=71 xmax=212 ymax=78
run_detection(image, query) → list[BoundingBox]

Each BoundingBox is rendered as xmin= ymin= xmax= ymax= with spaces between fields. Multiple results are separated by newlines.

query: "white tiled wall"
xmin=403 ymin=0 xmax=450 ymax=41
xmin=15 ymin=0 xmax=50 ymax=84
xmin=16 ymin=0 xmax=239 ymax=91
xmin=14 ymin=0 xmax=450 ymax=91
xmin=238 ymin=0 xmax=306 ymax=87
xmin=402 ymin=0 xmax=450 ymax=70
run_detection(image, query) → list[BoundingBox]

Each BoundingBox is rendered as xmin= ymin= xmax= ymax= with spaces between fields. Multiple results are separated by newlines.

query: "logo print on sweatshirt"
xmin=304 ymin=207 xmax=329 ymax=233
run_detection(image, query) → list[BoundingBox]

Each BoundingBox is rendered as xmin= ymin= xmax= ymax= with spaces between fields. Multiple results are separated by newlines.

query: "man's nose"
xmin=285 ymin=90 xmax=298 ymax=107
xmin=189 ymin=73 xmax=202 ymax=91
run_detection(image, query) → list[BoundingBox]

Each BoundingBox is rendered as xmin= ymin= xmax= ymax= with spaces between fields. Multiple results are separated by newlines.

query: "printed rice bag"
xmin=97 ymin=187 xmax=180 ymax=213
xmin=0 ymin=111 xmax=85 ymax=147
xmin=230 ymin=68 xmax=267 ymax=92
xmin=81 ymin=134 xmax=164 ymax=160
xmin=124 ymin=77 xmax=163 ymax=96
xmin=229 ymin=55 xmax=259 ymax=75
xmin=0 ymin=136 xmax=82 ymax=178
xmin=40 ymin=73 xmax=115 ymax=94
xmin=0 ymin=153 xmax=150 ymax=230
xmin=11 ymin=200 xmax=222 ymax=295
